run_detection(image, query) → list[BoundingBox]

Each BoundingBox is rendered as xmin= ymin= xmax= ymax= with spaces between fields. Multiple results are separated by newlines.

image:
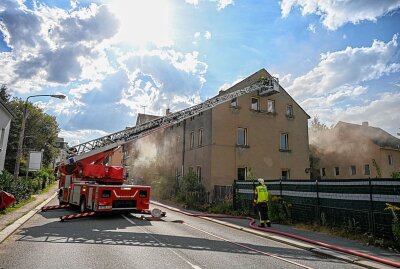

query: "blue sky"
xmin=1 ymin=0 xmax=399 ymax=145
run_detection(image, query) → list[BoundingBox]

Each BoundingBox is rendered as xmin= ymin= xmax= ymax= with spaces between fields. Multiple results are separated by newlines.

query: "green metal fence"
xmin=233 ymin=178 xmax=400 ymax=239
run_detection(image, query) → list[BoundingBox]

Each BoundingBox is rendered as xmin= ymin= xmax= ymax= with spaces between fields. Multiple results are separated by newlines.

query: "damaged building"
xmin=311 ymin=121 xmax=400 ymax=179
xmin=122 ymin=68 xmax=311 ymax=193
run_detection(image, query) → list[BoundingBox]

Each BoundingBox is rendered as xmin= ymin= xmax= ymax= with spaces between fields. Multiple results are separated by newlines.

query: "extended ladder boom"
xmin=68 ymin=77 xmax=279 ymax=161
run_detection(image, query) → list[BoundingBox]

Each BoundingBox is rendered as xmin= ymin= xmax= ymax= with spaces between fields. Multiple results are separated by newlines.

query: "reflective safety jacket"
xmin=254 ymin=185 xmax=269 ymax=203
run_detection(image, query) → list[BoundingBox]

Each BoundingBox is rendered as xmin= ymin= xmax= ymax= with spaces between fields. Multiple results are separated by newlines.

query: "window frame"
xmin=334 ymin=166 xmax=340 ymax=176
xmin=280 ymin=133 xmax=289 ymax=151
xmin=320 ymin=167 xmax=326 ymax=177
xmin=196 ymin=166 xmax=202 ymax=182
xmin=237 ymin=167 xmax=247 ymax=181
xmin=237 ymin=127 xmax=248 ymax=146
xmin=364 ymin=164 xmax=370 ymax=176
xmin=230 ymin=98 xmax=238 ymax=107
xmin=388 ymin=155 xmax=393 ymax=165
xmin=286 ymin=104 xmax=294 ymax=117
xmin=251 ymin=97 xmax=259 ymax=111
xmin=190 ymin=131 xmax=194 ymax=149
xmin=198 ymin=128 xmax=203 ymax=147
xmin=267 ymin=99 xmax=275 ymax=113
xmin=350 ymin=165 xmax=357 ymax=176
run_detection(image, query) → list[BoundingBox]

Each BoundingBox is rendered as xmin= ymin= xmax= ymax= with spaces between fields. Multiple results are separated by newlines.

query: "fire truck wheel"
xmin=79 ymin=197 xmax=87 ymax=213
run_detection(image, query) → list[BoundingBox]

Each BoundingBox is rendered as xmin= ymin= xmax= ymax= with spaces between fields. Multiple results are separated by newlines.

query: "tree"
xmin=5 ymin=98 xmax=60 ymax=174
xmin=0 ymin=84 xmax=11 ymax=102
xmin=308 ymin=116 xmax=329 ymax=180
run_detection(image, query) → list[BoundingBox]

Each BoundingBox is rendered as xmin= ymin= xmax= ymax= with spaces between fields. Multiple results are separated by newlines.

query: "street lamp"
xmin=13 ymin=94 xmax=66 ymax=180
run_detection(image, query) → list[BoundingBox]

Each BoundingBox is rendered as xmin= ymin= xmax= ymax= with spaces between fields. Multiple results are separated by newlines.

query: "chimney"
xmin=165 ymin=108 xmax=171 ymax=115
xmin=362 ymin=122 xmax=369 ymax=127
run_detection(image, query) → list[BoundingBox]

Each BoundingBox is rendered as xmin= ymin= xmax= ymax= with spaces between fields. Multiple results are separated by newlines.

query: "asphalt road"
xmin=0 ymin=198 xmax=363 ymax=269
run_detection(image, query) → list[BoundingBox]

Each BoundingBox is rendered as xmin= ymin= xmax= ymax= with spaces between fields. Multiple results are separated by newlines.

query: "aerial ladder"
xmin=49 ymin=76 xmax=279 ymax=221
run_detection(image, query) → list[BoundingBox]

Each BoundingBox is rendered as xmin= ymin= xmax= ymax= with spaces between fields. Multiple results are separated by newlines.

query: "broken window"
xmin=251 ymin=97 xmax=259 ymax=110
xmin=237 ymin=127 xmax=247 ymax=146
xmin=231 ymin=98 xmax=238 ymax=107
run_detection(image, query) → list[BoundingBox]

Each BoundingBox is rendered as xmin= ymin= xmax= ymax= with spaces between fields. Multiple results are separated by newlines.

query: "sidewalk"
xmin=0 ymin=183 xmax=58 ymax=241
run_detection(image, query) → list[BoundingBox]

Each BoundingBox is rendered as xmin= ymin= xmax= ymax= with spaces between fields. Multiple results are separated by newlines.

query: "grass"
xmin=38 ymin=180 xmax=57 ymax=195
xmin=0 ymin=196 xmax=37 ymax=215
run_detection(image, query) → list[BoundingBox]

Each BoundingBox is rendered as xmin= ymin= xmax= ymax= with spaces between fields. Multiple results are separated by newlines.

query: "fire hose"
xmin=152 ymin=201 xmax=400 ymax=268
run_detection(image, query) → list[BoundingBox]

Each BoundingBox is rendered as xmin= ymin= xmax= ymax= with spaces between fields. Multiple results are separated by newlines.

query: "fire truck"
xmin=55 ymin=76 xmax=280 ymax=217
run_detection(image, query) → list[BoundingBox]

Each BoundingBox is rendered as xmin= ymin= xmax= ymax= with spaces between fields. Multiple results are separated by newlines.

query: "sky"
xmin=1 ymin=0 xmax=399 ymax=146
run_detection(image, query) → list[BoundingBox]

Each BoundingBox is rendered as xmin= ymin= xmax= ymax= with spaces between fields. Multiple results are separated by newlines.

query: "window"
xmin=334 ymin=167 xmax=340 ymax=176
xmin=237 ymin=167 xmax=247 ymax=181
xmin=198 ymin=129 xmax=203 ymax=146
xmin=0 ymin=128 xmax=5 ymax=150
xmin=388 ymin=155 xmax=393 ymax=165
xmin=282 ymin=169 xmax=290 ymax=180
xmin=196 ymin=166 xmax=202 ymax=182
xmin=350 ymin=165 xmax=357 ymax=175
xmin=237 ymin=128 xmax=247 ymax=146
xmin=364 ymin=164 xmax=370 ymax=175
xmin=267 ymin=100 xmax=275 ymax=113
xmin=251 ymin=97 xmax=259 ymax=110
xmin=286 ymin=105 xmax=294 ymax=117
xmin=280 ymin=133 xmax=289 ymax=150
xmin=190 ymin=116 xmax=195 ymax=121
xmin=190 ymin=131 xmax=194 ymax=149
xmin=231 ymin=98 xmax=238 ymax=107
xmin=320 ymin=168 xmax=326 ymax=177
xmin=198 ymin=112 xmax=203 ymax=117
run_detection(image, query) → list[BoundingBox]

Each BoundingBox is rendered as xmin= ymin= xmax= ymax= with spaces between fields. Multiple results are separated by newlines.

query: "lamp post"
xmin=13 ymin=94 xmax=66 ymax=180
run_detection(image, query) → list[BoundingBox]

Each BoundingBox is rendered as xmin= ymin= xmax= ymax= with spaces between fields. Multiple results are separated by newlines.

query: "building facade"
xmin=0 ymin=99 xmax=15 ymax=171
xmin=123 ymin=69 xmax=311 ymax=192
xmin=312 ymin=121 xmax=400 ymax=179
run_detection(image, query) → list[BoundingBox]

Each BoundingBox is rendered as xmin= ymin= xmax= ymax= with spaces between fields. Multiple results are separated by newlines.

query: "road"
xmin=0 ymin=198 xmax=363 ymax=269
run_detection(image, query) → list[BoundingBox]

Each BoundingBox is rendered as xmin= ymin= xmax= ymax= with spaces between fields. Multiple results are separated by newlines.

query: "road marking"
xmin=183 ymin=222 xmax=314 ymax=269
xmin=122 ymin=214 xmax=202 ymax=269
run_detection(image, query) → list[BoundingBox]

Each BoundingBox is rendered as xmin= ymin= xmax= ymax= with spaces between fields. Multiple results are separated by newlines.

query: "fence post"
xmin=315 ymin=179 xmax=320 ymax=224
xmin=369 ymin=179 xmax=376 ymax=235
xmin=232 ymin=181 xmax=237 ymax=210
xmin=279 ymin=179 xmax=282 ymax=197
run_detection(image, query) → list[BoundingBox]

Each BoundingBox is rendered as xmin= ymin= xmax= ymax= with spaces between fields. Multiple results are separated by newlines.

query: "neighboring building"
xmin=312 ymin=121 xmax=400 ymax=179
xmin=123 ymin=68 xmax=311 ymax=192
xmin=0 ymin=98 xmax=15 ymax=171
xmin=54 ymin=137 xmax=69 ymax=167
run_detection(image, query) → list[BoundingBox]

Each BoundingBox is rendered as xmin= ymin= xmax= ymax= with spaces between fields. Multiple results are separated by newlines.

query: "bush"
xmin=0 ymin=170 xmax=30 ymax=202
xmin=268 ymin=195 xmax=292 ymax=223
xmin=385 ymin=203 xmax=400 ymax=243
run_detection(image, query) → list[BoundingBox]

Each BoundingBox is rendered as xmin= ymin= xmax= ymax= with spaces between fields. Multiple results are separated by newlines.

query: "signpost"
xmin=25 ymin=151 xmax=43 ymax=180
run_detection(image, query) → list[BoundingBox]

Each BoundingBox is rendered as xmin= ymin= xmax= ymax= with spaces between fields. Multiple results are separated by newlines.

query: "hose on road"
xmin=152 ymin=201 xmax=400 ymax=268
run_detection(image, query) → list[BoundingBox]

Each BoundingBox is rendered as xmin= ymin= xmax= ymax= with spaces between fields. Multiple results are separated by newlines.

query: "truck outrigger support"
xmin=60 ymin=211 xmax=96 ymax=222
xmin=41 ymin=204 xmax=70 ymax=211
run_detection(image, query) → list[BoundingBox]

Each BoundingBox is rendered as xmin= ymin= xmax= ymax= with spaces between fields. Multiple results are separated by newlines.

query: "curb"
xmin=0 ymin=192 xmax=58 ymax=244
xmin=155 ymin=203 xmax=396 ymax=269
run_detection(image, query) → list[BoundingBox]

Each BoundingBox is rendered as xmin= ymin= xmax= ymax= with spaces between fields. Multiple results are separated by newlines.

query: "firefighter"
xmin=253 ymin=178 xmax=271 ymax=227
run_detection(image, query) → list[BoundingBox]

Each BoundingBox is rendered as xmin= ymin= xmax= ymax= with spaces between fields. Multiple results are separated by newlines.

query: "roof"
xmin=335 ymin=121 xmax=400 ymax=149
xmin=0 ymin=98 xmax=16 ymax=118
xmin=136 ymin=113 xmax=160 ymax=126
xmin=217 ymin=68 xmax=310 ymax=119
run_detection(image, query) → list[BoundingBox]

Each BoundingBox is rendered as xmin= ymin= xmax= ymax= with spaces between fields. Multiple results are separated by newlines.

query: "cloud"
xmin=313 ymin=91 xmax=400 ymax=136
xmin=59 ymin=129 xmax=109 ymax=146
xmin=204 ymin=31 xmax=212 ymax=40
xmin=216 ymin=0 xmax=234 ymax=10
xmin=185 ymin=0 xmax=199 ymax=7
xmin=287 ymin=34 xmax=400 ymax=98
xmin=307 ymin=23 xmax=316 ymax=33
xmin=281 ymin=0 xmax=400 ymax=30
xmin=0 ymin=1 xmax=119 ymax=92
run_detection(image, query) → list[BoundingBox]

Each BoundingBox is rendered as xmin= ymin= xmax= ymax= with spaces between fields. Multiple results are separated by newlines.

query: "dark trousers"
xmin=257 ymin=202 xmax=270 ymax=224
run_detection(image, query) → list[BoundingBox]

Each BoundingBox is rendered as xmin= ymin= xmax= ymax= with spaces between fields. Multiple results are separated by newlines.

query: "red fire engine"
xmin=53 ymin=76 xmax=279 ymax=218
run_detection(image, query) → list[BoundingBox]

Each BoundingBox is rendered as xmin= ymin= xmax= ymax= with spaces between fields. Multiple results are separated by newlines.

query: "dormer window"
xmin=231 ymin=98 xmax=238 ymax=107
